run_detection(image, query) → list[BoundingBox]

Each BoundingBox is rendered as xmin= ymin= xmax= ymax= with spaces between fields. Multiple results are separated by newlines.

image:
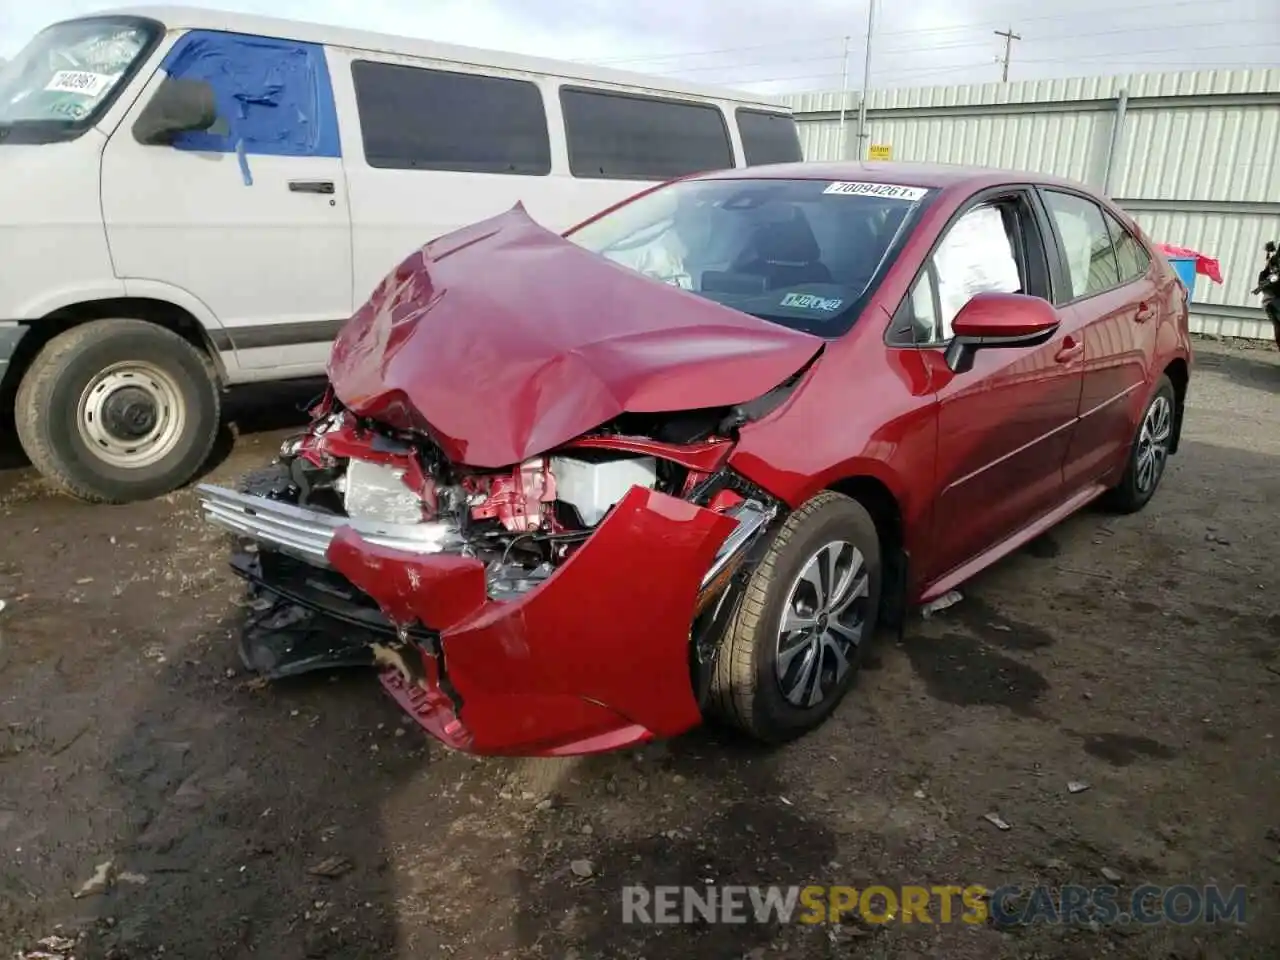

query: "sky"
xmin=1 ymin=0 xmax=1276 ymax=94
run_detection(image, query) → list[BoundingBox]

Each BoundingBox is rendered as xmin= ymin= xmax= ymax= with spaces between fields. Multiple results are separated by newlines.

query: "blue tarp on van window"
xmin=160 ymin=29 xmax=340 ymax=159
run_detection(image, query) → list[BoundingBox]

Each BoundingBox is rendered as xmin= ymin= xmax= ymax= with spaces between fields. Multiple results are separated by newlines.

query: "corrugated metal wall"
xmin=782 ymin=68 xmax=1280 ymax=341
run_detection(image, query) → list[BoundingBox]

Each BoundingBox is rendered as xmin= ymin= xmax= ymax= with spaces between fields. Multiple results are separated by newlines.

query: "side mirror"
xmin=133 ymin=77 xmax=218 ymax=145
xmin=944 ymin=291 xmax=1060 ymax=374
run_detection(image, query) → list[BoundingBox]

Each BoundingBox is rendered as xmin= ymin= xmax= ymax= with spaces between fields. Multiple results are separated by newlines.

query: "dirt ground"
xmin=0 ymin=338 xmax=1277 ymax=960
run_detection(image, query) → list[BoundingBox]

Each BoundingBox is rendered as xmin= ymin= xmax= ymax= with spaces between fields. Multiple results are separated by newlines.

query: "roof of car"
xmin=701 ymin=160 xmax=1092 ymax=194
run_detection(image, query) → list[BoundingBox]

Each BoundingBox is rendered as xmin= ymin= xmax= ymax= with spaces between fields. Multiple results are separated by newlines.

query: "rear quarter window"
xmin=736 ymin=108 xmax=803 ymax=166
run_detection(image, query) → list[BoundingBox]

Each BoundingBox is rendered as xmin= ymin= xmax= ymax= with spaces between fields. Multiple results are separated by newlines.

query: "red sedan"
xmin=198 ymin=161 xmax=1192 ymax=756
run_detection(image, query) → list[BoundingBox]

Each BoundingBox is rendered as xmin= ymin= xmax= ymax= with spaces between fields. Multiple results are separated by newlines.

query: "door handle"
xmin=1055 ymin=339 xmax=1085 ymax=364
xmin=289 ymin=179 xmax=335 ymax=194
xmin=1135 ymin=302 xmax=1155 ymax=323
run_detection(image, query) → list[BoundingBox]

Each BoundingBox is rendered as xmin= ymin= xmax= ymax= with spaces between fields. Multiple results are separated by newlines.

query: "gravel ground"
xmin=0 ymin=338 xmax=1277 ymax=960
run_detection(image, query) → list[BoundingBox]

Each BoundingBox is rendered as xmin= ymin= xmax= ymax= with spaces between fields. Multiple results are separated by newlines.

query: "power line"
xmin=577 ymin=0 xmax=1237 ymax=66
xmin=636 ymin=19 xmax=1274 ymax=81
xmin=719 ymin=45 xmax=1280 ymax=91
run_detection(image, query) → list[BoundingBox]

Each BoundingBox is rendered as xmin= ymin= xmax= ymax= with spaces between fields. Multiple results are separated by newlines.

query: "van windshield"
xmin=565 ymin=177 xmax=932 ymax=337
xmin=0 ymin=16 xmax=159 ymax=144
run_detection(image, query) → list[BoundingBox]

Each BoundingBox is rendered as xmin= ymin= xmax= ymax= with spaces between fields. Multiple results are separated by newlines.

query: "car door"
xmin=889 ymin=187 xmax=1086 ymax=585
xmin=101 ymin=29 xmax=354 ymax=373
xmin=1038 ymin=189 xmax=1159 ymax=491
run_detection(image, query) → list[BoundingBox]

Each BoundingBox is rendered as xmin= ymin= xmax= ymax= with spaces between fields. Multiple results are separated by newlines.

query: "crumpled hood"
xmin=327 ymin=205 xmax=824 ymax=467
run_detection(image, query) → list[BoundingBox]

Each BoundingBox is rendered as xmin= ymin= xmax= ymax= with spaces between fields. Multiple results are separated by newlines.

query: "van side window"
xmin=351 ymin=60 xmax=550 ymax=175
xmin=158 ymin=31 xmax=339 ymax=158
xmin=560 ymin=87 xmax=733 ymax=181
xmin=735 ymin=109 xmax=803 ymax=165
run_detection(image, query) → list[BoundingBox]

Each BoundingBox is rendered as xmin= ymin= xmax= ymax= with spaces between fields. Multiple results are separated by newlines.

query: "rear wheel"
xmin=14 ymin=318 xmax=220 ymax=504
xmin=708 ymin=491 xmax=881 ymax=744
xmin=1102 ymin=374 xmax=1175 ymax=514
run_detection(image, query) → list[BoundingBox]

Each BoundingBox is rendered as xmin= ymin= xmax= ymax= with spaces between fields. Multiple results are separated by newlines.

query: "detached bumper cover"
xmin=205 ymin=484 xmax=739 ymax=756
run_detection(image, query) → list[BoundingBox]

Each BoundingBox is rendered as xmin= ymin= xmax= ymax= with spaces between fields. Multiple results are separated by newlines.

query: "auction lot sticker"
xmin=824 ymin=181 xmax=929 ymax=202
xmin=44 ymin=70 xmax=116 ymax=98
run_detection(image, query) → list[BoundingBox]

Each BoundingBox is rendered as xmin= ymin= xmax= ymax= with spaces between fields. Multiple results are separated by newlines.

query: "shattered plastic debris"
xmin=921 ymin=590 xmax=963 ymax=618
xmin=983 ymin=812 xmax=1012 ymax=831
xmin=73 ymin=860 xmax=115 ymax=898
xmin=307 ymin=855 xmax=354 ymax=879
xmin=1068 ymin=781 xmax=1091 ymax=794
xmin=18 ymin=935 xmax=78 ymax=959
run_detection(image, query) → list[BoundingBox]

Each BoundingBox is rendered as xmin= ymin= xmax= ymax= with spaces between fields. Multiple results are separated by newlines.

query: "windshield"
xmin=566 ymin=177 xmax=931 ymax=336
xmin=0 ymin=16 xmax=160 ymax=144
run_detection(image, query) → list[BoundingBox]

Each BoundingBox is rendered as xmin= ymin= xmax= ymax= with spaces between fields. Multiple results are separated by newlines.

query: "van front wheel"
xmin=15 ymin=318 xmax=221 ymax=504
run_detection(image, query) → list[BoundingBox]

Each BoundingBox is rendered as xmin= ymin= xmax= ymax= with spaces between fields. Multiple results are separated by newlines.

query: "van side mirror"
xmin=944 ymin=292 xmax=1060 ymax=374
xmin=133 ymin=77 xmax=219 ymax=145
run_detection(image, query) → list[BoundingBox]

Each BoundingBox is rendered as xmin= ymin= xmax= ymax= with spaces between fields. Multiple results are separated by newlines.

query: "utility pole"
xmin=994 ymin=26 xmax=1021 ymax=82
xmin=856 ymin=0 xmax=876 ymax=159
xmin=837 ymin=35 xmax=851 ymax=157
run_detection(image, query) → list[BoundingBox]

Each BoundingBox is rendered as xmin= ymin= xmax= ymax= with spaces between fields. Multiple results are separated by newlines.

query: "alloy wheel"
xmin=774 ymin=540 xmax=870 ymax=708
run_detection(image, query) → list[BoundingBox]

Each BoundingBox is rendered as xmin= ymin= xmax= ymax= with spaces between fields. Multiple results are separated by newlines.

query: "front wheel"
xmin=14 ymin=318 xmax=221 ymax=504
xmin=707 ymin=491 xmax=882 ymax=744
xmin=1102 ymin=374 xmax=1176 ymax=514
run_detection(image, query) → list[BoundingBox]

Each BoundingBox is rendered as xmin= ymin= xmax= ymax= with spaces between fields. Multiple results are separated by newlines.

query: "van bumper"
xmin=0 ymin=322 xmax=28 ymax=386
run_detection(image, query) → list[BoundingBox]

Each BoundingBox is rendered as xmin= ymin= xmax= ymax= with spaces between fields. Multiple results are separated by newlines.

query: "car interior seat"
xmin=731 ymin=209 xmax=833 ymax=289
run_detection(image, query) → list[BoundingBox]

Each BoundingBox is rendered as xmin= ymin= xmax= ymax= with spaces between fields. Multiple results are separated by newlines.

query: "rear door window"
xmin=1102 ymin=210 xmax=1151 ymax=283
xmin=736 ymin=108 xmax=803 ymax=165
xmin=1041 ymin=189 xmax=1122 ymax=301
xmin=560 ymin=86 xmax=733 ymax=180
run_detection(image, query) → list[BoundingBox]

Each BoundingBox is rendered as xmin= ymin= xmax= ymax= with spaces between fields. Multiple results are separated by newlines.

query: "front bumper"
xmin=200 ymin=483 xmax=765 ymax=756
xmin=0 ymin=321 xmax=29 ymax=388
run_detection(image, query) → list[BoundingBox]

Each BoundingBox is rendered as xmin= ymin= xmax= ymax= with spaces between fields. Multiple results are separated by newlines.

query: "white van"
xmin=0 ymin=6 xmax=803 ymax=503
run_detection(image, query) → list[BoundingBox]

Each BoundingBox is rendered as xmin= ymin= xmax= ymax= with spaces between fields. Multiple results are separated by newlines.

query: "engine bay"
xmin=244 ymin=392 xmax=776 ymax=601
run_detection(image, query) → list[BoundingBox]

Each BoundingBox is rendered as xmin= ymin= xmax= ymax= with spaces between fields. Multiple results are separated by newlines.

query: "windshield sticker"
xmin=44 ymin=70 xmax=116 ymax=98
xmin=824 ymin=181 xmax=928 ymax=202
xmin=781 ymin=292 xmax=843 ymax=312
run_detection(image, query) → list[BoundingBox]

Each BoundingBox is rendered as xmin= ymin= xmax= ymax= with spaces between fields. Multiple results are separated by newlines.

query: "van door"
xmin=101 ymin=30 xmax=353 ymax=373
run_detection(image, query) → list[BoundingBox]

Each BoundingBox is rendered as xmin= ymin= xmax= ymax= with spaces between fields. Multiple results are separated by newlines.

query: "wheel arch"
xmin=1163 ymin=356 xmax=1189 ymax=455
xmin=825 ymin=473 xmax=910 ymax=628
xmin=4 ymin=298 xmax=227 ymax=397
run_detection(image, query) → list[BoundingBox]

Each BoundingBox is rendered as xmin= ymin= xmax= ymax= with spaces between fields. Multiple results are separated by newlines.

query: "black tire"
xmin=1101 ymin=374 xmax=1176 ymax=515
xmin=708 ymin=490 xmax=882 ymax=744
xmin=14 ymin=318 xmax=221 ymax=504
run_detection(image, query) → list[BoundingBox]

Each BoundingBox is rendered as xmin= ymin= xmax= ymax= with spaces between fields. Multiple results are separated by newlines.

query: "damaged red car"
xmin=198 ymin=161 xmax=1192 ymax=756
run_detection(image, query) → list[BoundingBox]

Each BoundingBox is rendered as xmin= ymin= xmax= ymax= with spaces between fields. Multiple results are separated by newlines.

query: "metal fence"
xmin=781 ymin=68 xmax=1280 ymax=341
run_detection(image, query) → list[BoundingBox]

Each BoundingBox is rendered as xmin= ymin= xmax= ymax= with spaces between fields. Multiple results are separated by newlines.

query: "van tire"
xmin=14 ymin=319 xmax=221 ymax=504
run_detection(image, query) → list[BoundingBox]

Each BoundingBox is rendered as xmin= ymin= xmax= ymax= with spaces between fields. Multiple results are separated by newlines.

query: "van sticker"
xmin=824 ymin=181 xmax=928 ymax=202
xmin=44 ymin=70 xmax=117 ymax=98
xmin=781 ymin=292 xmax=843 ymax=312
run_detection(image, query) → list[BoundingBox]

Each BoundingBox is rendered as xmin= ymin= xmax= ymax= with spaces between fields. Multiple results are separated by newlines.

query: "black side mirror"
xmin=133 ymin=77 xmax=218 ymax=145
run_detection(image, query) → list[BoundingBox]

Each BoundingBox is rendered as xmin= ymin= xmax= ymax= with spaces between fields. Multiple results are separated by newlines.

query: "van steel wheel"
xmin=1103 ymin=374 xmax=1176 ymax=514
xmin=14 ymin=318 xmax=220 ymax=504
xmin=708 ymin=490 xmax=882 ymax=744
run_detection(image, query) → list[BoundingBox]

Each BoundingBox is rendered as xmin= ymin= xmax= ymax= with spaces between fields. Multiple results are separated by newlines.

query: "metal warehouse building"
xmin=780 ymin=67 xmax=1280 ymax=343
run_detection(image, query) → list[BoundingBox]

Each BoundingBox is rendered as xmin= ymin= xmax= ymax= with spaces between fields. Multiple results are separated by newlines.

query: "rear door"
xmin=889 ymin=186 xmax=1086 ymax=585
xmin=1038 ymin=189 xmax=1158 ymax=491
xmin=101 ymin=29 xmax=354 ymax=373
